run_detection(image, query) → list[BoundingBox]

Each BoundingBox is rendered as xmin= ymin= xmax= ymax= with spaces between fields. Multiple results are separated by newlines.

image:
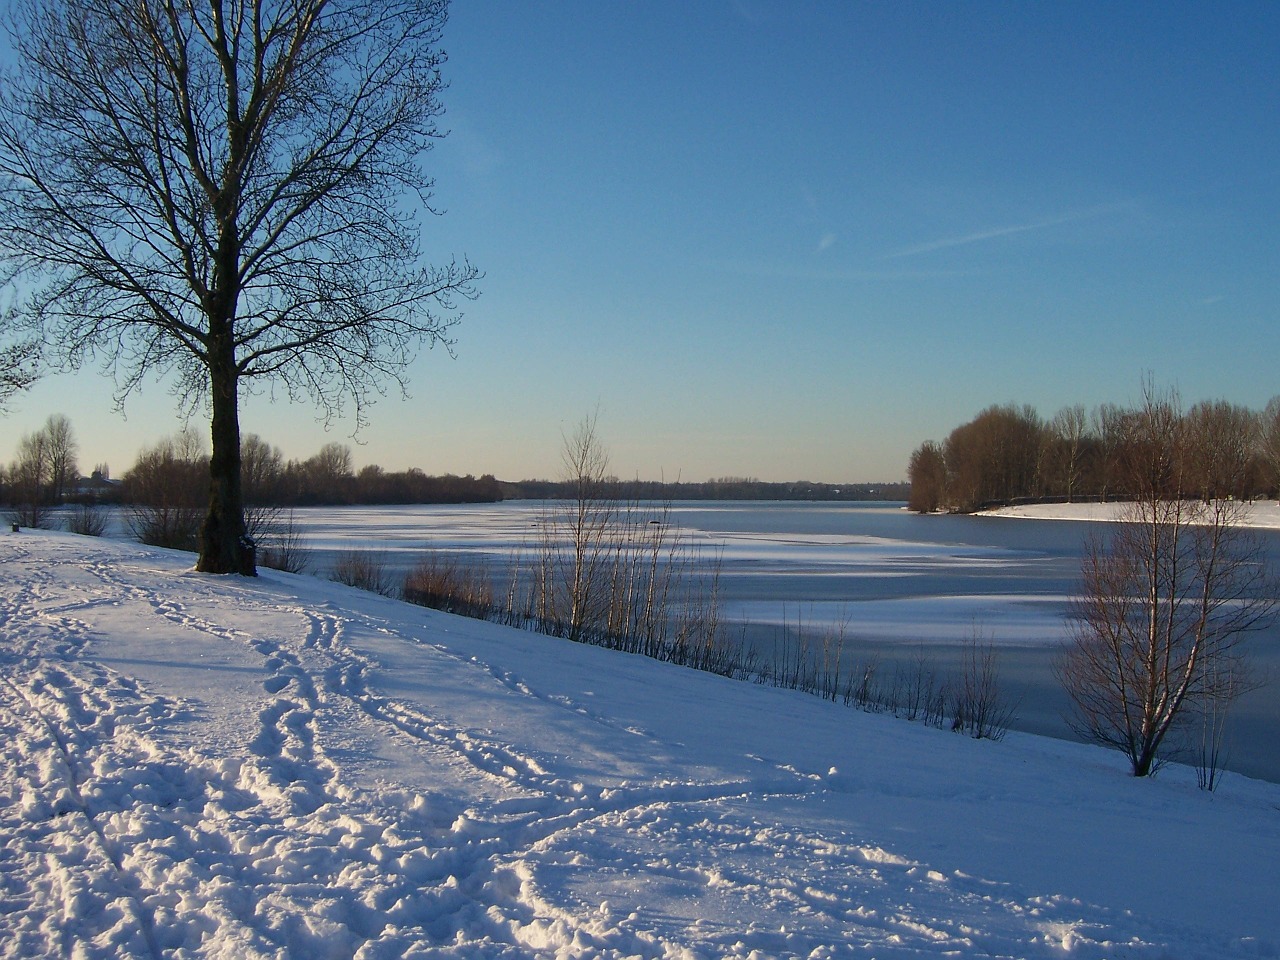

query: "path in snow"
xmin=2 ymin=532 xmax=1277 ymax=958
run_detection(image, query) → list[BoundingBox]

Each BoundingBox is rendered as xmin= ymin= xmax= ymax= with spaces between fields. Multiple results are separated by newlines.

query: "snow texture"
xmin=2 ymin=530 xmax=1278 ymax=958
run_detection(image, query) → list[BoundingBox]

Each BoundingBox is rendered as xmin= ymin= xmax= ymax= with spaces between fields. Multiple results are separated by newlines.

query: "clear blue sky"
xmin=3 ymin=0 xmax=1278 ymax=483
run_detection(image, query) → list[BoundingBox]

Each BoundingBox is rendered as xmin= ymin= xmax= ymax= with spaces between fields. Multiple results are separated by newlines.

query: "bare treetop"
xmin=1 ymin=0 xmax=476 ymax=422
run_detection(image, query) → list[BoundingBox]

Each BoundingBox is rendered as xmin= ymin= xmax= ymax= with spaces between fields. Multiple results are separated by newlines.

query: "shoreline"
xmin=979 ymin=499 xmax=1280 ymax=530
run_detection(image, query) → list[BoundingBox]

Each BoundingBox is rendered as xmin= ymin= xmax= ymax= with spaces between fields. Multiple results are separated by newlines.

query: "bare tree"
xmin=256 ymin=509 xmax=310 ymax=574
xmin=907 ymin=441 xmax=947 ymax=513
xmin=1260 ymin=396 xmax=1280 ymax=501
xmin=543 ymin=412 xmax=617 ymax=643
xmin=1183 ymin=399 xmax=1258 ymax=502
xmin=329 ymin=549 xmax=395 ymax=597
xmin=67 ymin=502 xmax=109 ymax=537
xmin=241 ymin=432 xmax=283 ymax=543
xmin=1049 ymin=404 xmax=1091 ymax=501
xmin=1056 ymin=385 xmax=1275 ymax=779
xmin=42 ymin=413 xmax=78 ymax=504
xmin=1092 ymin=402 xmax=1133 ymax=502
xmin=0 ymin=0 xmax=478 ymax=575
xmin=7 ymin=427 xmax=52 ymax=528
xmin=951 ymin=631 xmax=1017 ymax=741
xmin=123 ymin=430 xmax=209 ymax=550
xmin=303 ymin=443 xmax=356 ymax=504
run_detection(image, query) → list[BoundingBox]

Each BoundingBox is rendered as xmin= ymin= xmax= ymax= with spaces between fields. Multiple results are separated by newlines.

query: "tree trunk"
xmin=197 ymin=346 xmax=253 ymax=575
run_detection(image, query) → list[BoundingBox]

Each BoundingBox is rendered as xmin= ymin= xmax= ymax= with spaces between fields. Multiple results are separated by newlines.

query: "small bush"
xmin=127 ymin=503 xmax=202 ymax=551
xmin=67 ymin=502 xmax=109 ymax=537
xmin=890 ymin=648 xmax=950 ymax=728
xmin=951 ymin=633 xmax=1017 ymax=741
xmin=257 ymin=510 xmax=310 ymax=574
xmin=330 ymin=549 xmax=395 ymax=597
xmin=403 ymin=552 xmax=495 ymax=619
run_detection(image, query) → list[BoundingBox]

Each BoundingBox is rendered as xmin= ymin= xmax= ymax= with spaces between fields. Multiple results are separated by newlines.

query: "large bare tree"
xmin=0 ymin=0 xmax=478 ymax=573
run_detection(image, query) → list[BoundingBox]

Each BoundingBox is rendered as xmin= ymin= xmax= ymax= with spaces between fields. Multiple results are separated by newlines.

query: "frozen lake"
xmin=283 ymin=500 xmax=1280 ymax=785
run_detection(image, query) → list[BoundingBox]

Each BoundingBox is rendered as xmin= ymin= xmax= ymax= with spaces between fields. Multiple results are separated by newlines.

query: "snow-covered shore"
xmin=981 ymin=498 xmax=1280 ymax=528
xmin=3 ymin=529 xmax=1278 ymax=958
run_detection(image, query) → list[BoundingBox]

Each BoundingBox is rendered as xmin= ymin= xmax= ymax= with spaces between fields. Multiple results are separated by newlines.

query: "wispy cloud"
xmin=729 ymin=0 xmax=769 ymax=26
xmin=882 ymin=203 xmax=1130 ymax=260
xmin=816 ymin=232 xmax=838 ymax=253
xmin=708 ymin=258 xmax=977 ymax=283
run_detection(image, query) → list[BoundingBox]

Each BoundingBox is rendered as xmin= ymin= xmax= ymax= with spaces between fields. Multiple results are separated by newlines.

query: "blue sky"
xmin=3 ymin=1 xmax=1278 ymax=482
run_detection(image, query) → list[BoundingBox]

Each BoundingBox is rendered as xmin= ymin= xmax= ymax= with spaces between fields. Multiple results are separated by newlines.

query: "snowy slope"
xmin=2 ymin=531 xmax=1278 ymax=959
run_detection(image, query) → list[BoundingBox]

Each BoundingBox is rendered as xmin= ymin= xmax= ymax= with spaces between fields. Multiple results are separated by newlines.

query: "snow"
xmin=3 ymin=529 xmax=1279 ymax=958
xmin=982 ymin=499 xmax=1280 ymax=528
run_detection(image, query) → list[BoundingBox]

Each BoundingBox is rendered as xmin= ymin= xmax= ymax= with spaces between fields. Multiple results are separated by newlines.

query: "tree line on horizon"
xmin=907 ymin=393 xmax=1280 ymax=514
xmin=4 ymin=416 xmax=909 ymax=531
xmin=2 ymin=421 xmax=503 ymax=525
xmin=507 ymin=477 xmax=909 ymax=502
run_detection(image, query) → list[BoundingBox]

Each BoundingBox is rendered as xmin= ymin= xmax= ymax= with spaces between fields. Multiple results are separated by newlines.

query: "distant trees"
xmin=2 ymin=415 xmax=495 ymax=540
xmin=265 ymin=442 xmax=501 ymax=507
xmin=908 ymin=391 xmax=1280 ymax=513
xmin=4 ymin=413 xmax=78 ymax=527
xmin=1047 ymin=405 xmax=1090 ymax=503
xmin=1263 ymin=397 xmax=1280 ymax=501
xmin=308 ymin=444 xmax=357 ymax=503
xmin=906 ymin=442 xmax=947 ymax=513
xmin=1183 ymin=400 xmax=1260 ymax=502
xmin=509 ymin=478 xmax=909 ymax=502
xmin=7 ymin=428 xmax=53 ymax=528
xmin=242 ymin=435 xmax=286 ymax=513
xmin=41 ymin=414 xmax=78 ymax=505
xmin=114 ymin=435 xmax=501 ymax=531
xmin=1054 ymin=385 xmax=1275 ymax=781
xmin=351 ymin=466 xmax=505 ymax=505
xmin=940 ymin=405 xmax=1044 ymax=513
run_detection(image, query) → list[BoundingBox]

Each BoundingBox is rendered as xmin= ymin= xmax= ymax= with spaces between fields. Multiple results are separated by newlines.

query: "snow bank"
xmin=982 ymin=499 xmax=1280 ymax=528
xmin=2 ymin=530 xmax=1278 ymax=958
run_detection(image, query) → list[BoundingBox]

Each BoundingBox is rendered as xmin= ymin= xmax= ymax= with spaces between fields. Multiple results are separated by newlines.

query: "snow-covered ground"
xmin=3 ymin=530 xmax=1279 ymax=958
xmin=983 ymin=499 xmax=1280 ymax=528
